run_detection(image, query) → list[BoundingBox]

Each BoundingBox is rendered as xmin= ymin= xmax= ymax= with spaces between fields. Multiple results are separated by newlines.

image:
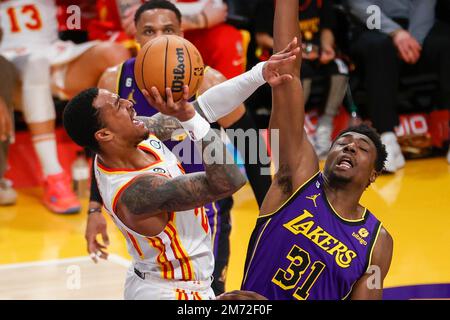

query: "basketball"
xmin=134 ymin=35 xmax=205 ymax=102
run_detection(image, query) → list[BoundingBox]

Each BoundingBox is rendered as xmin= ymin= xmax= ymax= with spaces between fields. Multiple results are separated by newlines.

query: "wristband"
xmin=180 ymin=111 xmax=211 ymax=141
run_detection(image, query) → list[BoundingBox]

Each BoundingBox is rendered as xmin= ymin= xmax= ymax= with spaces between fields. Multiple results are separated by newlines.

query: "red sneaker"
xmin=43 ymin=172 xmax=81 ymax=214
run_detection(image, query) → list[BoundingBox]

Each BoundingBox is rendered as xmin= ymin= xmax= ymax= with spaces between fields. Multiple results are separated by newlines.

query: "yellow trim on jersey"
xmin=341 ymin=280 xmax=357 ymax=300
xmin=96 ymin=137 xmax=163 ymax=176
xmin=259 ymin=172 xmax=321 ymax=219
xmin=366 ymin=222 xmax=383 ymax=272
xmin=165 ymin=218 xmax=195 ymax=281
xmin=176 ymin=289 xmax=188 ymax=300
xmin=242 ymin=218 xmax=272 ymax=285
xmin=142 ymin=135 xmax=166 ymax=161
xmin=116 ymin=62 xmax=125 ymax=94
xmin=341 ymin=223 xmax=383 ymax=300
xmin=147 ymin=236 xmax=175 ymax=280
xmin=211 ymin=202 xmax=219 ymax=247
xmin=327 ymin=199 xmax=368 ymax=223
xmin=195 ymin=66 xmax=211 ymax=99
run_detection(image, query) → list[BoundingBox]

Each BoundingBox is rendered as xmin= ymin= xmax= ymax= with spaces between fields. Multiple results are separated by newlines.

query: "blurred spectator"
xmin=0 ymin=52 xmax=19 ymax=206
xmin=0 ymin=0 xmax=129 ymax=214
xmin=249 ymin=0 xmax=349 ymax=158
xmin=345 ymin=0 xmax=450 ymax=171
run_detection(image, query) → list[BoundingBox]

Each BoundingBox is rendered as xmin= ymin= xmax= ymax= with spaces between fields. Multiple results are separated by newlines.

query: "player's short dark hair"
xmin=63 ymin=88 xmax=103 ymax=153
xmin=135 ymin=0 xmax=182 ymax=25
xmin=334 ymin=124 xmax=387 ymax=173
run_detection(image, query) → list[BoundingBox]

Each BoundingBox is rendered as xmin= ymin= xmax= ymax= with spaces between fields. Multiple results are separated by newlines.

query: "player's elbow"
xmin=210 ymin=171 xmax=247 ymax=198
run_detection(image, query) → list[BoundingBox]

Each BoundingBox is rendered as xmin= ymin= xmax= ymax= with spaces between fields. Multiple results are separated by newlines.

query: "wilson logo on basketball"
xmin=172 ymin=48 xmax=185 ymax=93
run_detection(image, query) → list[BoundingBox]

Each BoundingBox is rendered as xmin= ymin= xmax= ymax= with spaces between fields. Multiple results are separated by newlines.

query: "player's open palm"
xmin=85 ymin=212 xmax=110 ymax=263
xmin=263 ymin=37 xmax=301 ymax=87
xmin=142 ymin=86 xmax=195 ymax=122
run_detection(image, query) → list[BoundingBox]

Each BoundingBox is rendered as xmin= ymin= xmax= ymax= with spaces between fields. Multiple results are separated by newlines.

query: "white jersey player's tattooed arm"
xmin=118 ymin=127 xmax=246 ymax=215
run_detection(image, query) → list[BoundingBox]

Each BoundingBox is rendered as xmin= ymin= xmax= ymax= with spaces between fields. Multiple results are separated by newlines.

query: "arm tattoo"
xmin=119 ymin=128 xmax=246 ymax=215
xmin=136 ymin=101 xmax=207 ymax=142
xmin=137 ymin=114 xmax=182 ymax=141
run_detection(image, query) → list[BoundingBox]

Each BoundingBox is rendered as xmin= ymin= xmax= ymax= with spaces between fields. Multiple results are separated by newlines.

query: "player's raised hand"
xmin=142 ymin=85 xmax=195 ymax=122
xmin=85 ymin=209 xmax=110 ymax=263
xmin=217 ymin=290 xmax=268 ymax=300
xmin=263 ymin=37 xmax=301 ymax=87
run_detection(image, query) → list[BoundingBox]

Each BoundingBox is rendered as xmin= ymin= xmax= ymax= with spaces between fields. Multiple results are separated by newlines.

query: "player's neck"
xmin=322 ymin=177 xmax=364 ymax=220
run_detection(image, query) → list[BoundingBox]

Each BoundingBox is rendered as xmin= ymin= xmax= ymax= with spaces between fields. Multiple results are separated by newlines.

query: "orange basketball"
xmin=134 ymin=35 xmax=205 ymax=102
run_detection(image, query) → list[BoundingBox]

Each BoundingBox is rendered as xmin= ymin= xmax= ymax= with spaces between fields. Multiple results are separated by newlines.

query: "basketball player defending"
xmin=0 ymin=0 xmax=129 ymax=214
xmin=232 ymin=0 xmax=394 ymax=300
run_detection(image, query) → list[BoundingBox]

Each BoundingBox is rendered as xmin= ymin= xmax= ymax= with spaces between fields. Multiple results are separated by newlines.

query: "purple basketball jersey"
xmin=242 ymin=172 xmax=382 ymax=300
xmin=117 ymin=58 xmax=223 ymax=252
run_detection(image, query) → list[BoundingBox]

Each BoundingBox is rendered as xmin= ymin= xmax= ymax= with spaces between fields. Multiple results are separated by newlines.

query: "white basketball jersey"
xmin=95 ymin=135 xmax=214 ymax=282
xmin=0 ymin=0 xmax=59 ymax=52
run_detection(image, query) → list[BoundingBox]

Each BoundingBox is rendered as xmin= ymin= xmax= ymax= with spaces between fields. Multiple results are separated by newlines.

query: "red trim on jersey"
xmin=126 ymin=230 xmax=144 ymax=258
xmin=97 ymin=144 xmax=161 ymax=173
xmin=165 ymin=222 xmax=194 ymax=281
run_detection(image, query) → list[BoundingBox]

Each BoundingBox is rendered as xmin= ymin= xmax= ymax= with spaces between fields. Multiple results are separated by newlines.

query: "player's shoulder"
xmin=378 ymin=226 xmax=393 ymax=249
xmin=98 ymin=64 xmax=123 ymax=92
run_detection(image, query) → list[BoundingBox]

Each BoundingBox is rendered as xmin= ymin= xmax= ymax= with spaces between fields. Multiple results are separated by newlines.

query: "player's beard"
xmin=328 ymin=168 xmax=353 ymax=186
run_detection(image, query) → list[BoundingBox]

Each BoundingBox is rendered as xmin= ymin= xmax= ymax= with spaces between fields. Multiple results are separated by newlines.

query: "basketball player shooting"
xmin=223 ymin=0 xmax=394 ymax=300
xmin=63 ymin=40 xmax=299 ymax=299
xmin=87 ymin=0 xmax=273 ymax=296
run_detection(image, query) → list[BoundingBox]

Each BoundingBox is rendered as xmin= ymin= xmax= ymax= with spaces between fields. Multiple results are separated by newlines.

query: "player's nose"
xmin=343 ymin=142 xmax=357 ymax=154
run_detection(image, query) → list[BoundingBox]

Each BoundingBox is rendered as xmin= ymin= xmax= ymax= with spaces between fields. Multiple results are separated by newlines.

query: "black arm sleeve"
xmin=89 ymin=161 xmax=103 ymax=204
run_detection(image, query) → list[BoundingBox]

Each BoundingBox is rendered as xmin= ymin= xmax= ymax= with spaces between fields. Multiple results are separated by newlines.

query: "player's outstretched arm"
xmin=117 ymin=86 xmax=246 ymax=216
xmin=268 ymin=0 xmax=319 ymax=199
xmin=136 ymin=47 xmax=299 ymax=142
xmin=350 ymin=227 xmax=394 ymax=300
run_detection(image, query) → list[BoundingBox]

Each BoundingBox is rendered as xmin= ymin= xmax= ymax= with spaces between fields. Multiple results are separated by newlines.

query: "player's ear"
xmin=95 ymin=128 xmax=113 ymax=143
xmin=369 ymin=169 xmax=378 ymax=185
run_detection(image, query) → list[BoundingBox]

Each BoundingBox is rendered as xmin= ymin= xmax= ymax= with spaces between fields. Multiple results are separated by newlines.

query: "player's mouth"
xmin=336 ymin=155 xmax=355 ymax=170
xmin=130 ymin=109 xmax=145 ymax=128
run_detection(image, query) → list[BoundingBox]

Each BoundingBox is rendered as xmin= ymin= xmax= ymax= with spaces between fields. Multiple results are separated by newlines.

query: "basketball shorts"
xmin=124 ymin=265 xmax=216 ymax=300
